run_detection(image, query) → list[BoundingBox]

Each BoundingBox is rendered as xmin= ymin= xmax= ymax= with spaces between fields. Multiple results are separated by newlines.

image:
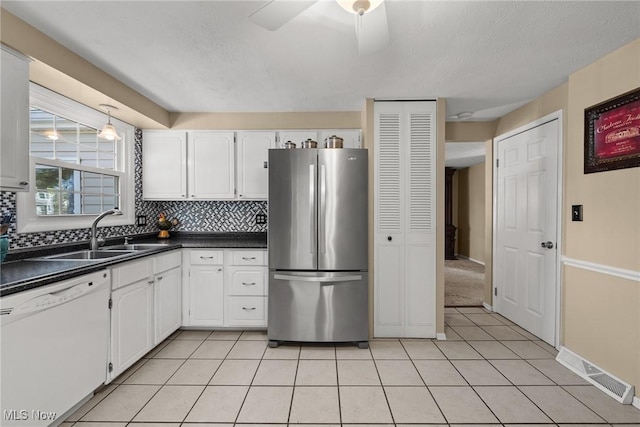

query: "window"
xmin=30 ymin=108 xmax=121 ymax=216
xmin=17 ymin=85 xmax=134 ymax=233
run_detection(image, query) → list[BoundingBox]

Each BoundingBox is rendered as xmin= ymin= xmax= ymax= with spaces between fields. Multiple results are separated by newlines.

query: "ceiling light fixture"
xmin=455 ymin=111 xmax=474 ymax=120
xmin=98 ymin=104 xmax=121 ymax=141
xmin=337 ymin=0 xmax=383 ymax=16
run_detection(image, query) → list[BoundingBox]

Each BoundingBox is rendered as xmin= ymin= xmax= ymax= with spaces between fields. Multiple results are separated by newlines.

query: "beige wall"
xmin=563 ymin=38 xmax=640 ymax=395
xmin=436 ymin=99 xmax=446 ymax=334
xmin=456 ymin=163 xmax=485 ymax=263
xmin=494 ymin=38 xmax=640 ymax=397
xmin=0 ymin=9 xmax=170 ymax=128
xmin=483 ymin=139 xmax=494 ymax=306
xmin=169 ymin=112 xmax=361 ymax=130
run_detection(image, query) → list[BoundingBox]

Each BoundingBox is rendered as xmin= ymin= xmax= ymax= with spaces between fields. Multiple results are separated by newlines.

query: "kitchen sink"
xmin=101 ymin=243 xmax=169 ymax=251
xmin=38 ymin=250 xmax=136 ymax=261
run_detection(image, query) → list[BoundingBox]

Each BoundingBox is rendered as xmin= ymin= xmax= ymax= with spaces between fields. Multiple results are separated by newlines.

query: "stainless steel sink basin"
xmin=102 ymin=244 xmax=168 ymax=251
xmin=39 ymin=250 xmax=136 ymax=261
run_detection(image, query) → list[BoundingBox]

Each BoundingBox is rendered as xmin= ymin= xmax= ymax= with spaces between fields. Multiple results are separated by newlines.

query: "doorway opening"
xmin=445 ymin=142 xmax=486 ymax=307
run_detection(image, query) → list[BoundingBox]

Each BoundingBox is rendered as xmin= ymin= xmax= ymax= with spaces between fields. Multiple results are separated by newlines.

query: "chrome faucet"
xmin=90 ymin=208 xmax=123 ymax=251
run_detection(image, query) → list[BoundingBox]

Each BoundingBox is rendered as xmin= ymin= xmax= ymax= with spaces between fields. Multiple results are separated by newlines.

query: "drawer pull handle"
xmin=148 ymin=280 xmax=155 ymax=285
xmin=242 ymin=307 xmax=256 ymax=311
xmin=242 ymin=282 xmax=256 ymax=286
xmin=157 ymin=276 xmax=163 ymax=280
xmin=242 ymin=257 xmax=256 ymax=260
xmin=200 ymin=256 xmax=215 ymax=259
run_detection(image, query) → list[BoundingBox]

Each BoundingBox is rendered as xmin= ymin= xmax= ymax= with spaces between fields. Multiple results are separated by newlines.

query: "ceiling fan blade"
xmin=356 ymin=1 xmax=390 ymax=55
xmin=249 ymin=0 xmax=318 ymax=31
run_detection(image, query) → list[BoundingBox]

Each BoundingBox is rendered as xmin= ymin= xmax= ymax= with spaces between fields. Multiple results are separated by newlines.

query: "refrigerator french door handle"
xmin=319 ymin=164 xmax=326 ymax=254
xmin=273 ymin=274 xmax=362 ymax=282
xmin=309 ymin=164 xmax=316 ymax=255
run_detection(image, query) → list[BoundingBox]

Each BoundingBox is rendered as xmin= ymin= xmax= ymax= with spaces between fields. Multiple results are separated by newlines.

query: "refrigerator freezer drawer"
xmin=268 ymin=271 xmax=368 ymax=344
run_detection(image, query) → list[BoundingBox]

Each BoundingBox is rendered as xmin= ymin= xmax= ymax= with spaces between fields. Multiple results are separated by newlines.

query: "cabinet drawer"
xmin=228 ymin=296 xmax=266 ymax=323
xmin=230 ymin=250 xmax=265 ymax=266
xmin=154 ymin=250 xmax=182 ymax=274
xmin=111 ymin=258 xmax=152 ymax=290
xmin=229 ymin=269 xmax=266 ymax=296
xmin=190 ymin=250 xmax=223 ymax=265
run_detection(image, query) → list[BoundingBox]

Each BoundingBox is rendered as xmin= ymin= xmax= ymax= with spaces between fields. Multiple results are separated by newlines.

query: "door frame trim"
xmin=492 ymin=110 xmax=563 ymax=349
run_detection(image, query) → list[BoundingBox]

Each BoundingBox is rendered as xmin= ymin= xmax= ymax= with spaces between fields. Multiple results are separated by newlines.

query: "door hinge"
xmin=496 ymin=158 xmax=499 ymax=168
xmin=494 ymin=288 xmax=498 ymax=296
xmin=108 ymin=362 xmax=113 ymax=373
xmin=108 ymin=298 xmax=113 ymax=309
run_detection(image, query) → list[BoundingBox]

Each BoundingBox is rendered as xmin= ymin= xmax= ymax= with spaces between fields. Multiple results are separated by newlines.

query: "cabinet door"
xmin=189 ymin=131 xmax=235 ymax=199
xmin=319 ymin=130 xmax=361 ymax=148
xmin=109 ymin=279 xmax=154 ymax=380
xmin=142 ymin=131 xmax=187 ymax=200
xmin=154 ymin=266 xmax=182 ymax=344
xmin=236 ymin=131 xmax=275 ymax=199
xmin=1 ymin=47 xmax=30 ymax=192
xmin=189 ymin=266 xmax=224 ymax=326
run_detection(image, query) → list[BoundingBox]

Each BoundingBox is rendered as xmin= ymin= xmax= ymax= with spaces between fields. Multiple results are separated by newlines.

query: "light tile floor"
xmin=63 ymin=307 xmax=640 ymax=426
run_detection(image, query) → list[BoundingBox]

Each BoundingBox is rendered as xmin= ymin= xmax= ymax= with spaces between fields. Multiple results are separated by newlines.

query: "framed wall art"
xmin=584 ymin=87 xmax=640 ymax=174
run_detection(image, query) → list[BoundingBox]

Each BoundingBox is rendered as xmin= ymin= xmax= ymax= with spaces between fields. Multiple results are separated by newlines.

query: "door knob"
xmin=387 ymin=236 xmax=392 ymax=241
xmin=541 ymin=241 xmax=554 ymax=249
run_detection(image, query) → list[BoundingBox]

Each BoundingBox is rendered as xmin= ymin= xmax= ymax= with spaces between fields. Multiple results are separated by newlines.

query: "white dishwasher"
xmin=1 ymin=270 xmax=111 ymax=427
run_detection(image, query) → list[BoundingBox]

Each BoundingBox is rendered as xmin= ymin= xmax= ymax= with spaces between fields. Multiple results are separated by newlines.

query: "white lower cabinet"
xmin=183 ymin=249 xmax=225 ymax=326
xmin=154 ymin=262 xmax=182 ymax=343
xmin=108 ymin=250 xmax=182 ymax=382
xmin=183 ymin=248 xmax=267 ymax=328
xmin=226 ymin=250 xmax=268 ymax=327
xmin=109 ymin=277 xmax=154 ymax=380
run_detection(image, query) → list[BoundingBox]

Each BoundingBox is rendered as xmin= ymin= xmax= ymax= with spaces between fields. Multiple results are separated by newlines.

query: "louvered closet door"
xmin=374 ymin=101 xmax=436 ymax=338
xmin=374 ymin=104 xmax=404 ymax=337
xmin=404 ymin=105 xmax=436 ymax=337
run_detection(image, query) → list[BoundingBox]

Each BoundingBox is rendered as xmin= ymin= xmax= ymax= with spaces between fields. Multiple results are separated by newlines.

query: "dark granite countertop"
xmin=1 ymin=232 xmax=266 ymax=297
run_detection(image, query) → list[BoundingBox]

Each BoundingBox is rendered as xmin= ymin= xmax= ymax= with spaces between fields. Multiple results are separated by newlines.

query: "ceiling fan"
xmin=248 ymin=0 xmax=390 ymax=55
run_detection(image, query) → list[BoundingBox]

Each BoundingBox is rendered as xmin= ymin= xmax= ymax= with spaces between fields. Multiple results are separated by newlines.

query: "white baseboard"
xmin=454 ymin=254 xmax=485 ymax=266
xmin=436 ymin=332 xmax=447 ymax=341
xmin=482 ymin=302 xmax=493 ymax=311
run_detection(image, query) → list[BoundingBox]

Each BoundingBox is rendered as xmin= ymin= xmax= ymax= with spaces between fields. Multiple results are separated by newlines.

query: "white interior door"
xmin=494 ymin=118 xmax=560 ymax=346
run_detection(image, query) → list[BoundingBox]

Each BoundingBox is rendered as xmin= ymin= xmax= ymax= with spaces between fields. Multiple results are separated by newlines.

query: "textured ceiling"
xmin=3 ymin=1 xmax=640 ymax=121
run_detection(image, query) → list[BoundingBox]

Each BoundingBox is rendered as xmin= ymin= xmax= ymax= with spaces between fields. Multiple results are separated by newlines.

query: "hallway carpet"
xmin=445 ymin=258 xmax=485 ymax=306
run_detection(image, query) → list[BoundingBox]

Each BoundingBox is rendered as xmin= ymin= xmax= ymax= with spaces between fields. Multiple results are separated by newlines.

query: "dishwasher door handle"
xmin=8 ymin=282 xmax=95 ymax=316
xmin=273 ymin=274 xmax=362 ymax=283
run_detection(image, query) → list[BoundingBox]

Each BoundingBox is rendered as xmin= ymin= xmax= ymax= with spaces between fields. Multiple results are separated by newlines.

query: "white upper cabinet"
xmin=236 ymin=131 xmax=276 ymax=199
xmin=142 ymin=128 xmax=361 ymax=201
xmin=142 ymin=130 xmax=234 ymax=200
xmin=189 ymin=131 xmax=235 ymax=200
xmin=1 ymin=46 xmax=30 ymax=192
xmin=142 ymin=131 xmax=187 ymax=200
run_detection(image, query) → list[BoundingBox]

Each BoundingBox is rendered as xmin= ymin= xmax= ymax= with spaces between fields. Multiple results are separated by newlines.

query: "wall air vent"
xmin=556 ymin=347 xmax=634 ymax=404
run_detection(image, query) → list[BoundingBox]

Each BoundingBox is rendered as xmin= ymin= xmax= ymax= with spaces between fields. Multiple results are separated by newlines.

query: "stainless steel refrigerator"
xmin=268 ymin=148 xmax=368 ymax=348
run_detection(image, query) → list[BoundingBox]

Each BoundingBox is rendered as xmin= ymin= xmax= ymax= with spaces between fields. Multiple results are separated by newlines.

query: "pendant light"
xmin=98 ymin=104 xmax=121 ymax=141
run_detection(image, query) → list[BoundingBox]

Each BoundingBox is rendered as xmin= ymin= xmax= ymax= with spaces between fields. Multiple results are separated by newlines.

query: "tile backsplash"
xmin=1 ymin=129 xmax=267 ymax=250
